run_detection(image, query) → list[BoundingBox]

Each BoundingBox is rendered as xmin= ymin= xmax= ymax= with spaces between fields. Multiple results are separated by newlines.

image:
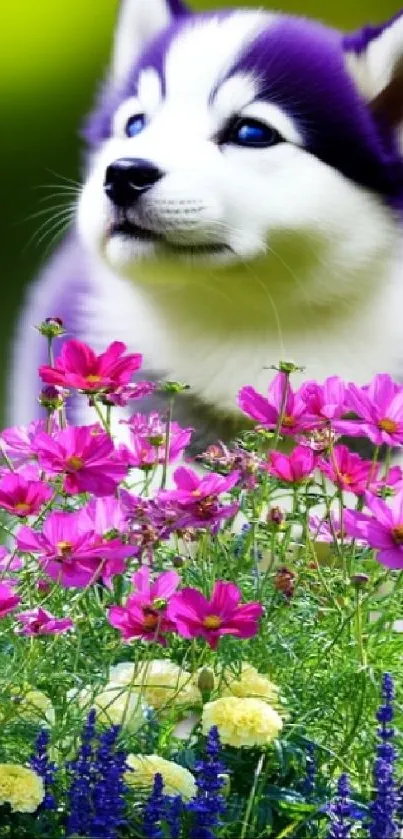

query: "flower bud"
xmin=37 ymin=579 xmax=51 ymax=594
xmin=172 ymin=555 xmax=185 ymax=569
xmin=148 ymin=434 xmax=165 ymax=447
xmin=267 ymin=506 xmax=285 ymax=528
xmin=38 ymin=386 xmax=65 ymax=411
xmin=36 ymin=317 xmax=65 ymax=339
xmin=153 ymin=598 xmax=168 ymax=611
xmin=197 ymin=667 xmax=215 ymax=696
xmin=274 ymin=567 xmax=296 ymax=598
xmin=351 ymin=573 xmax=369 ymax=588
xmin=158 ymin=380 xmax=190 ymax=395
xmin=268 ymin=360 xmax=305 ymax=375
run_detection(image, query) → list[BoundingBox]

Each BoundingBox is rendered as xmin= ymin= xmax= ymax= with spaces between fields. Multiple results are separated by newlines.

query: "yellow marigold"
xmin=126 ymin=754 xmax=196 ymax=799
xmin=109 ymin=660 xmax=202 ymax=711
xmin=0 ymin=764 xmax=44 ymax=813
xmin=11 ymin=689 xmax=55 ymax=726
xmin=72 ymin=684 xmax=147 ymax=733
xmin=202 ymin=697 xmax=283 ymax=748
xmin=219 ymin=664 xmax=280 ymax=706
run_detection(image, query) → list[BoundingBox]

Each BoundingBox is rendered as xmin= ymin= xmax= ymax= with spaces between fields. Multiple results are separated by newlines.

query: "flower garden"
xmin=0 ymin=318 xmax=402 ymax=838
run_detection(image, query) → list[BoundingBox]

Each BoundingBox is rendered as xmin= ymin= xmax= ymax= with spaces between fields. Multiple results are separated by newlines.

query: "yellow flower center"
xmin=378 ymin=418 xmax=398 ymax=433
xmin=203 ymin=615 xmax=222 ymax=630
xmin=67 ymin=456 xmax=84 ymax=470
xmin=85 ymin=374 xmax=102 ymax=384
xmin=142 ymin=608 xmax=159 ymax=632
xmin=282 ymin=415 xmax=295 ymax=427
xmin=392 ymin=526 xmax=403 ymax=545
xmin=143 ymin=615 xmax=159 ymax=631
xmin=56 ymin=541 xmax=72 ymax=557
xmin=14 ymin=502 xmax=30 ymax=514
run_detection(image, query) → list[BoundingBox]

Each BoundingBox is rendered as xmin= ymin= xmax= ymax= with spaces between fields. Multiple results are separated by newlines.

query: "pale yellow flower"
xmin=72 ymin=683 xmax=147 ymax=733
xmin=11 ymin=689 xmax=55 ymax=726
xmin=109 ymin=660 xmax=201 ymax=712
xmin=202 ymin=696 xmax=283 ymax=748
xmin=219 ymin=664 xmax=280 ymax=706
xmin=126 ymin=754 xmax=196 ymax=799
xmin=0 ymin=764 xmax=44 ymax=813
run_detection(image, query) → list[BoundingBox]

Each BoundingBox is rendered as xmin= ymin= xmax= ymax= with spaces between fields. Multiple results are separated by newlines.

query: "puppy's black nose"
xmin=104 ymin=158 xmax=164 ymax=208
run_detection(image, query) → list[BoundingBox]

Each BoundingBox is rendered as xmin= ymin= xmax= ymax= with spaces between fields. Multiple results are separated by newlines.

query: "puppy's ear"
xmin=112 ymin=0 xmax=190 ymax=85
xmin=344 ymin=14 xmax=403 ymax=132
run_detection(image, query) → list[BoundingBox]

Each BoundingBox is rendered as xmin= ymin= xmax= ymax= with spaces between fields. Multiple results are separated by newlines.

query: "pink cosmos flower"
xmin=309 ymin=513 xmax=364 ymax=545
xmin=0 ymin=418 xmax=59 ymax=468
xmin=337 ymin=374 xmax=403 ymax=445
xmin=199 ymin=444 xmax=261 ymax=489
xmin=299 ymin=376 xmax=348 ymax=426
xmin=265 ymin=445 xmax=316 ymax=483
xmin=0 ymin=473 xmax=53 ymax=517
xmin=120 ymin=437 xmax=164 ymax=470
xmin=160 ymin=467 xmax=239 ymax=505
xmin=16 ymin=509 xmax=133 ymax=588
xmin=344 ymin=491 xmax=403 ymax=568
xmin=106 ymin=381 xmax=157 ymax=407
xmin=121 ymin=412 xmax=193 ymax=468
xmin=130 ymin=565 xmax=180 ymax=605
xmin=238 ymin=372 xmax=309 ymax=436
xmin=33 ymin=425 xmax=129 ymax=496
xmin=39 ymin=339 xmax=142 ymax=393
xmin=317 ymin=445 xmax=378 ymax=495
xmin=158 ymin=467 xmax=239 ymax=530
xmin=118 ymin=490 xmax=151 ymax=524
xmin=0 ymin=547 xmax=23 ymax=574
xmin=108 ymin=567 xmax=180 ymax=645
xmin=118 ymin=492 xmax=175 ymax=552
xmin=81 ymin=497 xmax=135 ymax=587
xmin=82 ymin=496 xmax=128 ymax=536
xmin=369 ymin=465 xmax=403 ymax=496
xmin=167 ymin=581 xmax=264 ymax=650
xmin=15 ymin=607 xmax=73 ymax=636
xmin=0 ymin=582 xmax=21 ymax=618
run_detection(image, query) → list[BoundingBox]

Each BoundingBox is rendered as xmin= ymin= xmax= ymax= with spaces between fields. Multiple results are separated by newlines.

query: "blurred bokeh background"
xmin=0 ymin=0 xmax=399 ymax=415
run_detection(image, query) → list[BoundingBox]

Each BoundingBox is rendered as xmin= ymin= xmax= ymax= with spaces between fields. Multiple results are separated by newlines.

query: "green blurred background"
xmin=0 ymin=0 xmax=399 ymax=415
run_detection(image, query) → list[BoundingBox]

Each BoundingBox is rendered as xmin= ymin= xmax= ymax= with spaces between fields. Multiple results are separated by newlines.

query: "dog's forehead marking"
xmin=212 ymin=74 xmax=258 ymax=121
xmin=137 ymin=68 xmax=163 ymax=114
xmin=153 ymin=11 xmax=273 ymax=104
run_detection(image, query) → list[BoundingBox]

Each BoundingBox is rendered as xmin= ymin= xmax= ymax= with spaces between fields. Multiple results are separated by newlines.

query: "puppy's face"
xmin=78 ymin=8 xmax=403 ymax=289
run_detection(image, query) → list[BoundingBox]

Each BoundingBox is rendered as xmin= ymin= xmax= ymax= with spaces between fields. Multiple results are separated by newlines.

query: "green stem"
xmin=270 ymin=372 xmax=290 ymax=452
xmin=354 ymin=587 xmax=367 ymax=668
xmin=47 ymin=336 xmax=54 ymax=367
xmin=92 ymin=399 xmax=109 ymax=433
xmin=240 ymin=753 xmax=265 ymax=839
xmin=161 ymin=397 xmax=174 ymax=490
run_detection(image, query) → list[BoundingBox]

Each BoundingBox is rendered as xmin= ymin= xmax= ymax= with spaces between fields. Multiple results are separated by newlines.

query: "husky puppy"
xmin=9 ymin=1 xmax=403 ymax=449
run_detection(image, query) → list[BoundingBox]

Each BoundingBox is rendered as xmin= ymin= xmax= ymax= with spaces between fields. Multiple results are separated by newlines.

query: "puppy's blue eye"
xmin=125 ymin=114 xmax=147 ymax=138
xmin=226 ymin=118 xmax=283 ymax=148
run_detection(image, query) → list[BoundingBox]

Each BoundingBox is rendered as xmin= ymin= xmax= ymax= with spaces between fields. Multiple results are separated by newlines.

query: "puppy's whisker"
xmin=42 ymin=219 xmax=74 ymax=259
xmin=34 ymin=184 xmax=81 ymax=194
xmin=23 ymin=203 xmax=77 ymax=225
xmin=266 ymin=244 xmax=314 ymax=317
xmin=34 ymin=215 xmax=73 ymax=250
xmin=44 ymin=168 xmax=82 ymax=187
xmin=240 ymin=259 xmax=285 ymax=359
xmin=37 ymin=191 xmax=81 ymax=204
xmin=23 ymin=210 xmax=75 ymax=254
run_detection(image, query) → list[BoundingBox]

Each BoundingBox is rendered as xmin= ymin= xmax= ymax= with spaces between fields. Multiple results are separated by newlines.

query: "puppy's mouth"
xmin=108 ymin=218 xmax=230 ymax=255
